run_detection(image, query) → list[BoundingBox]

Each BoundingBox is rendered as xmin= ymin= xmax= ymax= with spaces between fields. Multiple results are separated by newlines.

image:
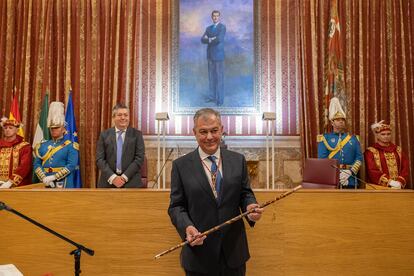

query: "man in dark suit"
xmin=201 ymin=10 xmax=226 ymax=106
xmin=96 ymin=103 xmax=145 ymax=188
xmin=168 ymin=108 xmax=263 ymax=275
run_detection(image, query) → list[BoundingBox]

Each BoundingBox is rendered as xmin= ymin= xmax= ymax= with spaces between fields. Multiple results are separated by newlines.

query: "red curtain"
xmin=0 ymin=0 xmax=161 ymax=187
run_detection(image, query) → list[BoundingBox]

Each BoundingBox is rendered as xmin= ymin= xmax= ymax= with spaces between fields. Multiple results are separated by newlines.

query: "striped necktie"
xmin=208 ymin=155 xmax=222 ymax=198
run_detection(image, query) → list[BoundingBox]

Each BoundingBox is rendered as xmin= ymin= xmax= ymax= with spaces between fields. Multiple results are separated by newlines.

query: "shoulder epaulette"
xmin=317 ymin=134 xmax=323 ymax=143
xmin=14 ymin=141 xmax=30 ymax=151
xmin=366 ymin=147 xmax=378 ymax=154
xmin=35 ymin=139 xmax=48 ymax=148
xmin=63 ymin=140 xmax=72 ymax=146
xmin=72 ymin=141 xmax=79 ymax=151
xmin=19 ymin=141 xmax=30 ymax=147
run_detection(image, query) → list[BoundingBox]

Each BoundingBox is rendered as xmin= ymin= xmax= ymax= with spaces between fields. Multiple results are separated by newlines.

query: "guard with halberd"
xmin=317 ymin=97 xmax=363 ymax=188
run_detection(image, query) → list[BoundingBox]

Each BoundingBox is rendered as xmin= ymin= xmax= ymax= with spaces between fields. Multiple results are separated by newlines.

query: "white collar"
xmin=115 ymin=126 xmax=127 ymax=133
xmin=198 ymin=147 xmax=221 ymax=161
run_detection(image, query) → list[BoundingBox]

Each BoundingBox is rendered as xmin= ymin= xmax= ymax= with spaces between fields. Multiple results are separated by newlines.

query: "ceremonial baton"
xmin=154 ymin=185 xmax=302 ymax=259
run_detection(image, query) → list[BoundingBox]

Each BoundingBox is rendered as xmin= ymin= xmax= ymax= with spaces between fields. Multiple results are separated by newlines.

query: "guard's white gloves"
xmin=340 ymin=170 xmax=352 ymax=181
xmin=43 ymin=175 xmax=57 ymax=187
xmin=389 ymin=180 xmax=402 ymax=189
xmin=340 ymin=179 xmax=349 ymax=186
xmin=0 ymin=180 xmax=13 ymax=189
xmin=47 ymin=181 xmax=56 ymax=188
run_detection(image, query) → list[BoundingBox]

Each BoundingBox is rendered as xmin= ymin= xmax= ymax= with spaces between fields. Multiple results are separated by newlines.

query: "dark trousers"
xmin=208 ymin=60 xmax=224 ymax=106
xmin=185 ymin=265 xmax=245 ymax=276
xmin=185 ymin=254 xmax=246 ymax=276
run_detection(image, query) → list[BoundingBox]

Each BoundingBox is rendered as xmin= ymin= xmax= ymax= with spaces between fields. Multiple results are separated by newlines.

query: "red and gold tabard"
xmin=364 ymin=143 xmax=409 ymax=188
xmin=0 ymin=136 xmax=32 ymax=186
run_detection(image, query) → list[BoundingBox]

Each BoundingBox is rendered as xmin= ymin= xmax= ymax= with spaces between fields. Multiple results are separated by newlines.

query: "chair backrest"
xmin=302 ymin=158 xmax=339 ymax=189
xmin=140 ymin=156 xmax=148 ymax=188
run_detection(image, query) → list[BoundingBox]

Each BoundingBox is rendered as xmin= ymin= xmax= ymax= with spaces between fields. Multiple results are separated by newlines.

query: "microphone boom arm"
xmin=151 ymin=148 xmax=174 ymax=188
xmin=0 ymin=201 xmax=94 ymax=276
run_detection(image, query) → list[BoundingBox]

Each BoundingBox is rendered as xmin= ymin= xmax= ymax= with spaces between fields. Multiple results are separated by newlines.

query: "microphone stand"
xmin=330 ymin=165 xmax=378 ymax=190
xmin=0 ymin=201 xmax=94 ymax=276
xmin=176 ymin=144 xmax=182 ymax=158
xmin=151 ymin=148 xmax=174 ymax=189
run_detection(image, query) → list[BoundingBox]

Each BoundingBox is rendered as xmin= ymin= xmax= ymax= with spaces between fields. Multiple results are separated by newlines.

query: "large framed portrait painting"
xmin=172 ymin=0 xmax=260 ymax=115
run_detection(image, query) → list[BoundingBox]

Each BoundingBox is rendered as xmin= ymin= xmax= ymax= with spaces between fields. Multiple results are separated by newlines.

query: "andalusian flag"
xmin=64 ymin=90 xmax=82 ymax=188
xmin=32 ymin=93 xmax=50 ymax=183
xmin=32 ymin=93 xmax=50 ymax=148
xmin=324 ymin=0 xmax=345 ymax=131
xmin=9 ymin=92 xmax=24 ymax=138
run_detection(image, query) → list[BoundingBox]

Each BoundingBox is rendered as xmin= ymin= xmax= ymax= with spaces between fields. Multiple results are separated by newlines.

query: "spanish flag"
xmin=9 ymin=92 xmax=24 ymax=138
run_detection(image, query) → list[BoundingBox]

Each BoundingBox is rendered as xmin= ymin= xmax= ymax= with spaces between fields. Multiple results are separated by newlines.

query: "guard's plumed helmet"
xmin=47 ymin=102 xmax=66 ymax=128
xmin=328 ymin=97 xmax=346 ymax=121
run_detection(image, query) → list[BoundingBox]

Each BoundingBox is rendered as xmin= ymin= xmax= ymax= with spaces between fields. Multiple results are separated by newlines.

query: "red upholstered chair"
xmin=302 ymin=158 xmax=339 ymax=189
xmin=140 ymin=156 xmax=148 ymax=188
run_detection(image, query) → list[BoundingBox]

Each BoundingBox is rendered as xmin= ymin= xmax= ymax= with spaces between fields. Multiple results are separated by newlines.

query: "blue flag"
xmin=65 ymin=91 xmax=82 ymax=188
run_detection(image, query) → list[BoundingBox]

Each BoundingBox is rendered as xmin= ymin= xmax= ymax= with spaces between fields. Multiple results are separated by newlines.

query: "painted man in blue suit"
xmin=317 ymin=97 xmax=363 ymax=188
xmin=34 ymin=102 xmax=79 ymax=188
xmin=201 ymin=10 xmax=226 ymax=106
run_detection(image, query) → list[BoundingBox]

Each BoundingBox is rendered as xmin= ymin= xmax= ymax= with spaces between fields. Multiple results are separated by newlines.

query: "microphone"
xmin=330 ymin=164 xmax=377 ymax=189
xmin=151 ymin=148 xmax=174 ymax=189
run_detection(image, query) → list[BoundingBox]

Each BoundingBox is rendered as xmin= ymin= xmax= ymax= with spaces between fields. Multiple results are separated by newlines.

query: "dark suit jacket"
xmin=168 ymin=148 xmax=257 ymax=273
xmin=201 ymin=23 xmax=226 ymax=61
xmin=96 ymin=126 xmax=145 ymax=188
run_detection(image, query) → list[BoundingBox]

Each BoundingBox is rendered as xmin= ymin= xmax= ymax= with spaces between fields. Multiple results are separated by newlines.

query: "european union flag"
xmin=65 ymin=91 xmax=82 ymax=188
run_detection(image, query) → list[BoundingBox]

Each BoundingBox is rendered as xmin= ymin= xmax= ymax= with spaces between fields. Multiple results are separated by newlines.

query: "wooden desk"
xmin=0 ymin=189 xmax=413 ymax=275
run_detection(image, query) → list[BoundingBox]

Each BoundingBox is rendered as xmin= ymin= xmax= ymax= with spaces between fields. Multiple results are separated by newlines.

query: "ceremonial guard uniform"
xmin=364 ymin=121 xmax=409 ymax=189
xmin=0 ymin=118 xmax=32 ymax=188
xmin=33 ymin=102 xmax=78 ymax=188
xmin=317 ymin=98 xmax=363 ymax=188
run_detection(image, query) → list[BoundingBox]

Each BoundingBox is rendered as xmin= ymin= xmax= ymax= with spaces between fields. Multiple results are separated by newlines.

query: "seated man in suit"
xmin=0 ymin=117 xmax=32 ymax=188
xmin=317 ymin=97 xmax=363 ymax=188
xmin=34 ymin=102 xmax=79 ymax=188
xmin=168 ymin=108 xmax=263 ymax=276
xmin=96 ymin=103 xmax=145 ymax=188
xmin=364 ymin=120 xmax=409 ymax=189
